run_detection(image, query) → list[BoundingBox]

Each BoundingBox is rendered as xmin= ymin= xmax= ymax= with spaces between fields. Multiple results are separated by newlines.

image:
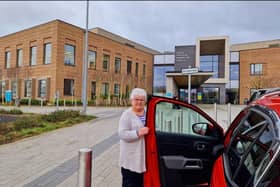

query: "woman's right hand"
xmin=137 ymin=127 xmax=149 ymax=137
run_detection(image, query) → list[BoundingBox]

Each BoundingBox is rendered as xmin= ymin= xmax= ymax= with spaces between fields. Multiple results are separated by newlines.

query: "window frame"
xmin=38 ymin=79 xmax=47 ymax=98
xmin=17 ymin=49 xmax=23 ymax=67
xmin=250 ymin=63 xmax=263 ymax=75
xmin=30 ymin=46 xmax=37 ymax=66
xmin=64 ymin=44 xmax=75 ymax=66
xmin=43 ymin=43 xmax=52 ymax=65
xmin=5 ymin=51 xmax=11 ymax=68
xmin=115 ymin=57 xmax=121 ymax=73
xmin=127 ymin=60 xmax=132 ymax=74
xmin=88 ymin=50 xmax=97 ymax=69
xmin=64 ymin=79 xmax=75 ymax=96
xmin=102 ymin=54 xmax=110 ymax=72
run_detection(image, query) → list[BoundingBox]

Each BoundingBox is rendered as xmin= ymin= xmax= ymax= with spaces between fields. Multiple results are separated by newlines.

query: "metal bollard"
xmin=78 ymin=148 xmax=92 ymax=187
xmin=64 ymin=99 xmax=66 ymax=107
xmin=227 ymin=103 xmax=231 ymax=127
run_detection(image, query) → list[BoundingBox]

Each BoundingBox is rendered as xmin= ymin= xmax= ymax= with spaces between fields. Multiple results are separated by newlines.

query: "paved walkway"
xmin=0 ymin=104 xmax=245 ymax=187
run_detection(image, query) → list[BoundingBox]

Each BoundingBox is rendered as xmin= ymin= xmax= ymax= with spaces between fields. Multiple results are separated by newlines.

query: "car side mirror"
xmin=192 ymin=123 xmax=212 ymax=136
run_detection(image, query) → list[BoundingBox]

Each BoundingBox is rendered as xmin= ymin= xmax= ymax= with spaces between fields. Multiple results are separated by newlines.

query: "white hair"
xmin=130 ymin=88 xmax=147 ymax=101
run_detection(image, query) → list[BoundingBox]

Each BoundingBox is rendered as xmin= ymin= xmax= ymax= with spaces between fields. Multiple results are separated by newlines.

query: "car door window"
xmin=155 ymin=101 xmax=210 ymax=136
xmin=226 ymin=109 xmax=274 ymax=187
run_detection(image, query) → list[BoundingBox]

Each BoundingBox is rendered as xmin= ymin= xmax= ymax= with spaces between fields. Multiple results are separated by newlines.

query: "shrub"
xmin=0 ymin=108 xmax=23 ymax=114
xmin=41 ymin=110 xmax=80 ymax=122
xmin=13 ymin=116 xmax=43 ymax=131
xmin=20 ymin=98 xmax=47 ymax=106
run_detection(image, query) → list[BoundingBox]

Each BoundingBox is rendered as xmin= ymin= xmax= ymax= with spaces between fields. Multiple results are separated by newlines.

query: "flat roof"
xmin=90 ymin=27 xmax=160 ymax=55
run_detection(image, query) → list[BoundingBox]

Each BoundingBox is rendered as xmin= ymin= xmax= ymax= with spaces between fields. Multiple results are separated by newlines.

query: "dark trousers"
xmin=121 ymin=167 xmax=143 ymax=187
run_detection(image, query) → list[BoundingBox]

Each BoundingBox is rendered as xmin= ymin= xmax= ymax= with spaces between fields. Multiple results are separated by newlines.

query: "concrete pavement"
xmin=0 ymin=104 xmax=245 ymax=187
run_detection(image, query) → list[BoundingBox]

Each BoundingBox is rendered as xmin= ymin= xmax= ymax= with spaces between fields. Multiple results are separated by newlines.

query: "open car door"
xmin=144 ymin=96 xmax=225 ymax=187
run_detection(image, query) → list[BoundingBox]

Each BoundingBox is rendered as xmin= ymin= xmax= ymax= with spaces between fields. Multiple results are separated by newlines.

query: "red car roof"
xmin=252 ymin=91 xmax=280 ymax=116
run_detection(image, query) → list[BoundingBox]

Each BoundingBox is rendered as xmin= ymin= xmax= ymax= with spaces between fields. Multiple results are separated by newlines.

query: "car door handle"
xmin=184 ymin=159 xmax=203 ymax=170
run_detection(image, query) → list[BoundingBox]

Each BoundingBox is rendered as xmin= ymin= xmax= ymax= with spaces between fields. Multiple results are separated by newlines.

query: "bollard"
xmin=78 ymin=148 xmax=92 ymax=187
xmin=28 ymin=97 xmax=31 ymax=107
xmin=41 ymin=99 xmax=43 ymax=108
xmin=227 ymin=103 xmax=231 ymax=127
xmin=214 ymin=103 xmax=217 ymax=121
xmin=64 ymin=99 xmax=66 ymax=107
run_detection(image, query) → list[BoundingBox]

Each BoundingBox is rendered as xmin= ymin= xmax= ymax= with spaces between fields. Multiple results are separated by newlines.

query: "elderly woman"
xmin=118 ymin=88 xmax=149 ymax=187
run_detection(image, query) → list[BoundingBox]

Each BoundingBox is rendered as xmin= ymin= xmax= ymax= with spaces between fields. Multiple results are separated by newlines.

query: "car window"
xmin=226 ymin=109 xmax=274 ymax=187
xmin=155 ymin=101 xmax=210 ymax=136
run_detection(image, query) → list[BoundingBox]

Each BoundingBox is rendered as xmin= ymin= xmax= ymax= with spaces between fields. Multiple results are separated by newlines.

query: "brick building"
xmin=0 ymin=19 xmax=159 ymax=105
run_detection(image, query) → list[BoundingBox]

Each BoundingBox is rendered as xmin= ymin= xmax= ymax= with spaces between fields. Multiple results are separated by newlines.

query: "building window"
xmin=5 ymin=51 xmax=11 ymax=68
xmin=0 ymin=81 xmax=3 ymax=98
xmin=115 ymin=57 xmax=121 ymax=73
xmin=12 ymin=81 xmax=17 ymax=99
xmin=153 ymin=65 xmax=174 ymax=96
xmin=125 ymin=85 xmax=129 ymax=98
xmin=230 ymin=52 xmax=239 ymax=62
xmin=30 ymin=46 xmax=37 ymax=66
xmin=101 ymin=82 xmax=109 ymax=96
xmin=200 ymin=55 xmax=219 ymax=78
xmin=135 ymin=62 xmax=139 ymax=77
xmin=103 ymin=54 xmax=110 ymax=72
xmin=24 ymin=80 xmax=32 ymax=97
xmin=91 ymin=81 xmax=96 ymax=99
xmin=143 ymin=64 xmax=146 ymax=77
xmin=38 ymin=79 xmax=47 ymax=98
xmin=250 ymin=63 xmax=263 ymax=75
xmin=64 ymin=79 xmax=74 ymax=96
xmin=88 ymin=50 xmax=96 ymax=69
xmin=127 ymin=60 xmax=132 ymax=74
xmin=64 ymin=44 xmax=75 ymax=65
xmin=17 ymin=49 xmax=23 ymax=67
xmin=44 ymin=43 xmax=52 ymax=64
xmin=114 ymin=83 xmax=120 ymax=96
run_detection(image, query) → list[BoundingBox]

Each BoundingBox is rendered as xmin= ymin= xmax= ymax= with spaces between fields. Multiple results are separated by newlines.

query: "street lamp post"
xmin=81 ymin=0 xmax=89 ymax=115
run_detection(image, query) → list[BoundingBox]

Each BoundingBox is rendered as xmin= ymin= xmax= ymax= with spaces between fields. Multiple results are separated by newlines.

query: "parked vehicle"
xmin=144 ymin=92 xmax=280 ymax=187
xmin=245 ymin=88 xmax=280 ymax=104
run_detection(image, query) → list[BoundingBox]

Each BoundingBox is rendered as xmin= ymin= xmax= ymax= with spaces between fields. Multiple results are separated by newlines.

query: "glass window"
xmin=143 ymin=64 xmax=146 ymax=77
xmin=135 ymin=62 xmax=139 ymax=77
xmin=64 ymin=79 xmax=74 ymax=96
xmin=154 ymin=54 xmax=175 ymax=64
xmin=153 ymin=65 xmax=174 ymax=95
xmin=227 ymin=110 xmax=273 ymax=187
xmin=17 ymin=49 xmax=23 ymax=67
xmin=44 ymin=43 xmax=52 ymax=64
xmin=64 ymin=44 xmax=75 ymax=65
xmin=88 ymin=50 xmax=96 ymax=69
xmin=24 ymin=80 xmax=32 ymax=97
xmin=91 ymin=81 xmax=96 ymax=99
xmin=200 ymin=55 xmax=219 ymax=78
xmin=126 ymin=85 xmax=129 ymax=98
xmin=5 ymin=51 xmax=11 ymax=68
xmin=250 ymin=64 xmax=263 ymax=75
xmin=230 ymin=64 xmax=239 ymax=80
xmin=0 ymin=81 xmax=6 ymax=97
xmin=155 ymin=101 xmax=211 ymax=135
xmin=230 ymin=52 xmax=239 ymax=62
xmin=12 ymin=81 xmax=17 ymax=99
xmin=101 ymin=82 xmax=109 ymax=96
xmin=127 ymin=60 xmax=132 ymax=74
xmin=30 ymin=46 xmax=37 ymax=66
xmin=114 ymin=83 xmax=120 ymax=96
xmin=202 ymin=87 xmax=220 ymax=104
xmin=38 ymin=79 xmax=46 ymax=98
xmin=103 ymin=54 xmax=110 ymax=72
xmin=115 ymin=57 xmax=121 ymax=73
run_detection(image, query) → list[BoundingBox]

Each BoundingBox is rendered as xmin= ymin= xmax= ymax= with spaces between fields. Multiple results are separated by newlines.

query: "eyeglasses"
xmin=133 ymin=98 xmax=145 ymax=102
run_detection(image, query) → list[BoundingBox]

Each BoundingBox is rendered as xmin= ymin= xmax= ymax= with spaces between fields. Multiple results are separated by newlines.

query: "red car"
xmin=144 ymin=92 xmax=280 ymax=187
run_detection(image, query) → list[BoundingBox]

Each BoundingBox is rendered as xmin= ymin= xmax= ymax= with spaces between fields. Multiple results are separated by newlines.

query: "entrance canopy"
xmin=166 ymin=71 xmax=213 ymax=88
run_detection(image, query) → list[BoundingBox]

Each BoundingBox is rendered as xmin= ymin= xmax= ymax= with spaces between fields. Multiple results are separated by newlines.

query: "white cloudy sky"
xmin=1 ymin=1 xmax=280 ymax=52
